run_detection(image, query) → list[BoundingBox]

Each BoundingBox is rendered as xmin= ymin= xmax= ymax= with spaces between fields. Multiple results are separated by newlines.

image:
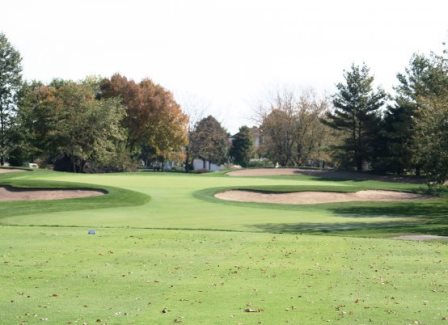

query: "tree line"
xmin=8 ymin=75 xmax=189 ymax=173
xmin=1 ymin=32 xmax=448 ymax=183
xmin=1 ymin=33 xmax=189 ymax=172
xmin=0 ymin=32 xmax=250 ymax=173
xmin=254 ymin=47 xmax=448 ymax=184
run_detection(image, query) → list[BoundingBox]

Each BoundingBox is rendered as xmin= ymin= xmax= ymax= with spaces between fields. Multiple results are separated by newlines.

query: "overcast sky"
xmin=2 ymin=0 xmax=448 ymax=133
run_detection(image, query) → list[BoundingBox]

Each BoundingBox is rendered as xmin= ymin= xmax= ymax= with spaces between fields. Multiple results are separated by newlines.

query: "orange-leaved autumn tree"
xmin=100 ymin=74 xmax=188 ymax=162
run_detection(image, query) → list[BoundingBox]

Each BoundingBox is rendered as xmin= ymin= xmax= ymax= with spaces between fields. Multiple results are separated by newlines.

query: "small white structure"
xmin=192 ymin=158 xmax=223 ymax=172
xmin=28 ymin=163 xmax=39 ymax=169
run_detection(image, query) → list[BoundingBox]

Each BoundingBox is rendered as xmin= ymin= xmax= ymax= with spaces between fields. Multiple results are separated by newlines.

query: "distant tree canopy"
xmin=229 ymin=126 xmax=253 ymax=167
xmin=259 ymin=90 xmax=332 ymax=167
xmin=11 ymin=74 xmax=189 ymax=172
xmin=413 ymin=92 xmax=448 ymax=184
xmin=379 ymin=51 xmax=448 ymax=175
xmin=3 ymin=31 xmax=448 ymax=183
xmin=255 ymin=55 xmax=448 ymax=183
xmin=15 ymin=79 xmax=130 ymax=172
xmin=408 ymin=49 xmax=448 ymax=184
xmin=189 ymin=115 xmax=229 ymax=168
xmin=0 ymin=33 xmax=22 ymax=165
xmin=100 ymin=74 xmax=189 ymax=163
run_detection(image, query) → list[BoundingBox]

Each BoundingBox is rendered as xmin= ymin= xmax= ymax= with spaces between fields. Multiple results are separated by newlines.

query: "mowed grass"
xmin=1 ymin=170 xmax=448 ymax=324
xmin=2 ymin=227 xmax=448 ymax=325
xmin=0 ymin=170 xmax=439 ymax=234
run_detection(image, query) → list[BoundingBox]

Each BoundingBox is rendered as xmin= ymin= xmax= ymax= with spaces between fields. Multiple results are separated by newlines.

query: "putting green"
xmin=0 ymin=170 xmax=447 ymax=324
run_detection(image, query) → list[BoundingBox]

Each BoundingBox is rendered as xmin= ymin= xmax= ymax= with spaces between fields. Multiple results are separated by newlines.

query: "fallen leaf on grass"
xmin=244 ymin=307 xmax=263 ymax=313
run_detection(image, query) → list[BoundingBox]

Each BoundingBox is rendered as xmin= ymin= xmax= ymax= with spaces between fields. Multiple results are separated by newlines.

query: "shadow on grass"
xmin=293 ymin=169 xmax=427 ymax=184
xmin=329 ymin=201 xmax=448 ymax=218
xmin=252 ymin=200 xmax=448 ymax=237
xmin=253 ymin=220 xmax=448 ymax=237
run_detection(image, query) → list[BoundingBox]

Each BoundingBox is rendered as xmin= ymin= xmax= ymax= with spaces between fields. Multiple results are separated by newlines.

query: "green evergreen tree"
xmin=0 ymin=33 xmax=22 ymax=165
xmin=382 ymin=52 xmax=448 ymax=175
xmin=414 ymin=92 xmax=448 ymax=184
xmin=230 ymin=126 xmax=253 ymax=167
xmin=324 ymin=64 xmax=386 ymax=171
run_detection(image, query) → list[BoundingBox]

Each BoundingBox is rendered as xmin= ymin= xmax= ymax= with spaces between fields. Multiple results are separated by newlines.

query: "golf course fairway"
xmin=1 ymin=169 xmax=447 ymax=324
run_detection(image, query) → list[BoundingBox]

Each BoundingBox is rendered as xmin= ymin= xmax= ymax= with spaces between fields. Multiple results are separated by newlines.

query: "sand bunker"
xmin=227 ymin=168 xmax=425 ymax=183
xmin=215 ymin=190 xmax=429 ymax=205
xmin=227 ymin=168 xmax=300 ymax=177
xmin=0 ymin=186 xmax=105 ymax=201
xmin=394 ymin=234 xmax=448 ymax=241
xmin=0 ymin=168 xmax=26 ymax=174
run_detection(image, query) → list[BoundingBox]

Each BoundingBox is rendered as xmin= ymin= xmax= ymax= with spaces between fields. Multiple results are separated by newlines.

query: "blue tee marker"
xmin=88 ymin=229 xmax=96 ymax=235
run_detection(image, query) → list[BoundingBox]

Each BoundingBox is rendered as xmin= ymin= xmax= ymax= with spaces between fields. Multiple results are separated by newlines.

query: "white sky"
xmin=2 ymin=0 xmax=448 ymax=133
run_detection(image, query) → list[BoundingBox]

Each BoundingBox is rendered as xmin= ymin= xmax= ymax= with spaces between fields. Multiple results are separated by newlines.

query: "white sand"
xmin=394 ymin=235 xmax=448 ymax=241
xmin=227 ymin=168 xmax=301 ymax=177
xmin=0 ymin=168 xmax=26 ymax=174
xmin=0 ymin=186 xmax=104 ymax=201
xmin=215 ymin=190 xmax=429 ymax=205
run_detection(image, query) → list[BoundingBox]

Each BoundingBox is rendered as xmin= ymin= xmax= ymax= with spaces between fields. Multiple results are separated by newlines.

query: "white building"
xmin=192 ymin=158 xmax=223 ymax=172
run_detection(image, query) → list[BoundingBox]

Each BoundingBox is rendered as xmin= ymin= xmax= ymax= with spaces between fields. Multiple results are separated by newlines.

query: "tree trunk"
xmin=356 ymin=159 xmax=363 ymax=172
xmin=352 ymin=118 xmax=358 ymax=171
xmin=80 ymin=160 xmax=86 ymax=173
xmin=184 ymin=145 xmax=190 ymax=173
xmin=357 ymin=119 xmax=363 ymax=171
xmin=0 ymin=113 xmax=4 ymax=166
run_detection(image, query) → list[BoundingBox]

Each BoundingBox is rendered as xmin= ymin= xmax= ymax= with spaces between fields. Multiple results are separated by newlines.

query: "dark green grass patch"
xmin=0 ymin=178 xmax=150 ymax=220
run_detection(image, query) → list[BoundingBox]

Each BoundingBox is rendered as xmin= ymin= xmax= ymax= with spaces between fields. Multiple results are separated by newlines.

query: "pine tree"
xmin=324 ymin=64 xmax=386 ymax=171
xmin=382 ymin=52 xmax=448 ymax=175
xmin=413 ymin=93 xmax=448 ymax=184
